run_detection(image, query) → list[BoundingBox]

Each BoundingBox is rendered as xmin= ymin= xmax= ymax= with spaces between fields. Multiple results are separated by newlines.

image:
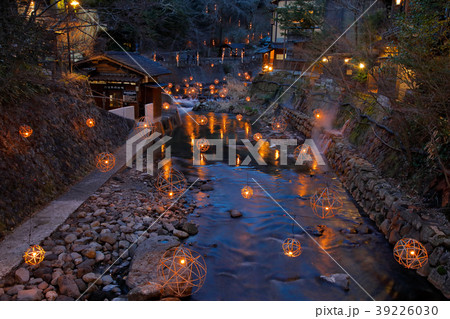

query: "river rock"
xmin=46 ymin=290 xmax=58 ymax=301
xmin=127 ymin=282 xmax=162 ymax=301
xmin=17 ymin=288 xmax=43 ymax=301
xmin=15 ymin=268 xmax=30 ymax=284
xmin=99 ymin=232 xmax=117 ymax=245
xmin=126 ymin=235 xmax=179 ymax=289
xmin=182 ymin=223 xmax=199 ymax=235
xmin=320 ymin=273 xmax=350 ymax=291
xmin=64 ymin=234 xmax=77 ymax=244
xmin=200 ymin=184 xmax=214 ymax=191
xmin=57 ymin=275 xmax=81 ymax=298
xmin=173 ymin=229 xmax=189 ymax=239
xmin=82 ymin=273 xmax=100 ymax=284
xmin=6 ymin=285 xmax=24 ymax=295
xmin=229 ymin=209 xmax=243 ymax=218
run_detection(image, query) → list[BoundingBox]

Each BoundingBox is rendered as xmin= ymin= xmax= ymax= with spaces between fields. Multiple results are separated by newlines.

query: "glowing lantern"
xmin=253 ymin=133 xmax=262 ymax=141
xmin=168 ymin=83 xmax=173 ymax=88
xmin=282 ymin=238 xmax=302 ymax=257
xmin=241 ymin=186 xmax=253 ymax=199
xmin=158 ymin=247 xmax=207 ymax=297
xmin=310 ymin=187 xmax=343 ymax=219
xmin=393 ymin=238 xmax=428 ymax=269
xmin=294 ymin=145 xmax=312 ymax=163
xmin=223 ymin=77 xmax=227 ymax=81
xmin=19 ymin=125 xmax=33 ymax=138
xmin=96 ymin=152 xmax=116 ymax=172
xmin=198 ymin=115 xmax=208 ymax=125
xmin=163 ymin=102 xmax=170 ymax=110
xmin=214 ymin=79 xmax=219 ymax=85
xmin=344 ymin=58 xmax=350 ymax=63
xmin=245 ymin=74 xmax=251 ymax=80
xmin=322 ymin=57 xmax=328 ymax=63
xmin=236 ymin=114 xmax=243 ymax=121
xmin=359 ymin=63 xmax=365 ymax=69
xmin=313 ymin=109 xmax=322 ymax=119
xmin=86 ymin=118 xmax=95 ymax=127
xmin=196 ymin=138 xmax=210 ymax=152
xmin=189 ymin=76 xmax=194 ymax=81
xmin=23 ymin=245 xmax=46 ymax=265
xmin=137 ymin=116 xmax=156 ymax=138
xmin=175 ymin=84 xmax=180 ymax=92
xmin=245 ymin=96 xmax=251 ymax=102
xmin=211 ymin=63 xmax=214 ymax=68
xmin=155 ymin=168 xmax=187 ymax=199
xmin=271 ymin=117 xmax=287 ymax=132
xmin=209 ymin=84 xmax=215 ymax=91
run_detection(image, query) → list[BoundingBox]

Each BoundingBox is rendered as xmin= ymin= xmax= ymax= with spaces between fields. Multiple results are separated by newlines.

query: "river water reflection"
xmin=166 ymin=111 xmax=443 ymax=301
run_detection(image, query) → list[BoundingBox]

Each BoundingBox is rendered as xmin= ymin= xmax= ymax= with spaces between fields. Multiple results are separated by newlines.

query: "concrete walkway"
xmin=0 ymin=130 xmax=138 ymax=279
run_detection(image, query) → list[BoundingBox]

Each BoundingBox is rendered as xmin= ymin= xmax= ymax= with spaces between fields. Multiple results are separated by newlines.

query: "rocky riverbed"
xmin=0 ymin=167 xmax=215 ymax=301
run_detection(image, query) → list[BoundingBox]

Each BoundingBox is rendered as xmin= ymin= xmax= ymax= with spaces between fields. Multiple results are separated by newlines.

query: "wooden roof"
xmin=75 ymin=51 xmax=171 ymax=78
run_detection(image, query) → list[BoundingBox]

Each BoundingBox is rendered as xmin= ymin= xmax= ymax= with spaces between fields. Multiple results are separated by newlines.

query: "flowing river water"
xmin=165 ymin=111 xmax=444 ymax=301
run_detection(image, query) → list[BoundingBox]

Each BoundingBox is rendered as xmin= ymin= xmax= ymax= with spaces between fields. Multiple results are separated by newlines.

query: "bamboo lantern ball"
xmin=253 ymin=133 xmax=262 ymax=141
xmin=245 ymin=96 xmax=251 ymax=102
xmin=155 ymin=168 xmax=187 ymax=199
xmin=293 ymin=145 xmax=311 ymax=161
xmin=158 ymin=247 xmax=207 ymax=297
xmin=241 ymin=185 xmax=253 ymax=199
xmin=23 ymin=245 xmax=46 ymax=265
xmin=271 ymin=117 xmax=287 ymax=132
xmin=86 ymin=118 xmax=95 ymax=127
xmin=236 ymin=114 xmax=243 ymax=121
xmin=168 ymin=83 xmax=173 ymax=89
xmin=189 ymin=76 xmax=194 ymax=81
xmin=313 ymin=109 xmax=322 ymax=119
xmin=209 ymin=84 xmax=215 ymax=91
xmin=282 ymin=238 xmax=302 ymax=257
xmin=214 ymin=79 xmax=219 ymax=85
xmin=163 ymin=102 xmax=170 ymax=110
xmin=137 ymin=116 xmax=156 ymax=137
xmin=198 ymin=115 xmax=208 ymax=126
xmin=96 ymin=152 xmax=116 ymax=172
xmin=393 ymin=238 xmax=428 ymax=269
xmin=310 ymin=187 xmax=343 ymax=219
xmin=19 ymin=125 xmax=33 ymax=138
xmin=196 ymin=138 xmax=210 ymax=152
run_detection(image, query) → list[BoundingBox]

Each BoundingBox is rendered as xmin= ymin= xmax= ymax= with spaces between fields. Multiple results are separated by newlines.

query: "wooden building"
xmin=75 ymin=51 xmax=171 ymax=119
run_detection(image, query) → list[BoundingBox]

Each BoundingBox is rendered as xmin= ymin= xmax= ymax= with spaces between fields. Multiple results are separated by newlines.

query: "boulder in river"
xmin=126 ymin=235 xmax=179 ymax=289
xmin=320 ymin=273 xmax=350 ymax=291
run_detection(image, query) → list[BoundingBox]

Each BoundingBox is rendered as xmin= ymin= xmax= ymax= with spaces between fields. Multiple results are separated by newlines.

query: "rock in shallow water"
xmin=229 ymin=209 xmax=243 ymax=218
xmin=320 ymin=273 xmax=350 ymax=291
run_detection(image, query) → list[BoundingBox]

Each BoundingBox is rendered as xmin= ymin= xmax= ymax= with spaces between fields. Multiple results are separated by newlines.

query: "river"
xmin=165 ymin=110 xmax=444 ymax=301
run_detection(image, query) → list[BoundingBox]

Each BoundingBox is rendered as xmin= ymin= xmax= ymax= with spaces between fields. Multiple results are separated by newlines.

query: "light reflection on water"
xmin=167 ymin=111 xmax=444 ymax=301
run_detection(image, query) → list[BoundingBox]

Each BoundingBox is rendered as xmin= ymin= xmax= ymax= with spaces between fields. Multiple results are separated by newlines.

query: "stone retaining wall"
xmin=280 ymin=107 xmax=313 ymax=138
xmin=326 ymin=137 xmax=450 ymax=298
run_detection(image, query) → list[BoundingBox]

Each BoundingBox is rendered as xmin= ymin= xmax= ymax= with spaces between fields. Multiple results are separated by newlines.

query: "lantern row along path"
xmin=0 ymin=129 xmax=143 ymax=279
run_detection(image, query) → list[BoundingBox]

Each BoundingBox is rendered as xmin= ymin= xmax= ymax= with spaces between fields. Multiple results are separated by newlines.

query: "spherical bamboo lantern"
xmin=96 ymin=152 xmax=116 ymax=172
xmin=209 ymin=84 xmax=215 ymax=91
xmin=241 ymin=186 xmax=253 ymax=199
xmin=236 ymin=114 xmax=243 ymax=121
xmin=137 ymin=116 xmax=156 ymax=138
xmin=245 ymin=96 xmax=251 ymax=102
xmin=168 ymin=83 xmax=173 ymax=89
xmin=253 ymin=133 xmax=262 ymax=141
xmin=294 ymin=145 xmax=312 ymax=162
xmin=189 ymin=76 xmax=194 ymax=81
xmin=155 ymin=168 xmax=187 ymax=199
xmin=282 ymin=238 xmax=302 ymax=257
xmin=196 ymin=138 xmax=210 ymax=152
xmin=158 ymin=246 xmax=207 ymax=297
xmin=393 ymin=238 xmax=428 ymax=269
xmin=271 ymin=117 xmax=287 ymax=132
xmin=214 ymin=79 xmax=219 ymax=85
xmin=310 ymin=187 xmax=343 ymax=219
xmin=313 ymin=109 xmax=322 ymax=119
xmin=198 ymin=115 xmax=208 ymax=126
xmin=163 ymin=102 xmax=170 ymax=110
xmin=19 ymin=125 xmax=33 ymax=138
xmin=86 ymin=118 xmax=95 ymax=128
xmin=23 ymin=245 xmax=46 ymax=265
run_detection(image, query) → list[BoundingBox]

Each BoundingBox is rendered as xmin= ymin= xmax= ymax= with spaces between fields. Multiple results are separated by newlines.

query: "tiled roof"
xmin=104 ymin=51 xmax=171 ymax=77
